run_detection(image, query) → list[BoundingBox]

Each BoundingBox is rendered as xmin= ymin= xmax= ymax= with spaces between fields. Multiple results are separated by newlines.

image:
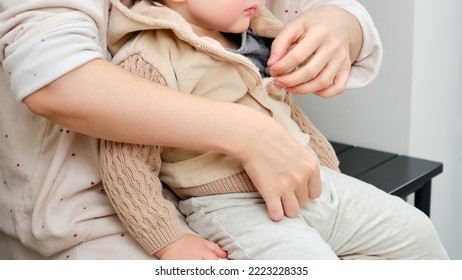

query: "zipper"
xmin=189 ymin=38 xmax=290 ymax=118
xmin=194 ymin=41 xmax=282 ymax=91
xmin=191 ymin=40 xmax=264 ymax=82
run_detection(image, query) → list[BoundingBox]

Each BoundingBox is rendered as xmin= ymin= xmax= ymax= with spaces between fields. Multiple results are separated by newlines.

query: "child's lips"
xmin=244 ymin=5 xmax=257 ymax=16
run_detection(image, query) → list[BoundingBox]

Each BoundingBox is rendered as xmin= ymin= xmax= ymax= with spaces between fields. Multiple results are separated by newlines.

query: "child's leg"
xmin=307 ymin=166 xmax=449 ymax=259
xmin=179 ymin=192 xmax=338 ymax=260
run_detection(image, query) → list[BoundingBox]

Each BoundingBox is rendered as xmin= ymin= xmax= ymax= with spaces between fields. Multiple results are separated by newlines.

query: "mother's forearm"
xmin=23 ymin=58 xmax=269 ymax=157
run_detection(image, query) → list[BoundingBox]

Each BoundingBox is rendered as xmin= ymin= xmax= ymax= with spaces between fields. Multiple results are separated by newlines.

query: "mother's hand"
xmin=268 ymin=6 xmax=363 ymax=98
xmin=235 ymin=117 xmax=322 ymax=221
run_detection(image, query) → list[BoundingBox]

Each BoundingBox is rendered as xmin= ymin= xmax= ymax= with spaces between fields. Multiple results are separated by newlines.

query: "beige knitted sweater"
xmin=100 ymin=0 xmax=340 ymax=255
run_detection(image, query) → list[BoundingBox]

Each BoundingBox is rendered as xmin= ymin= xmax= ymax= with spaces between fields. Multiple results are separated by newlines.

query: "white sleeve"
xmin=0 ymin=0 xmax=110 ymax=101
xmin=266 ymin=0 xmax=383 ymax=88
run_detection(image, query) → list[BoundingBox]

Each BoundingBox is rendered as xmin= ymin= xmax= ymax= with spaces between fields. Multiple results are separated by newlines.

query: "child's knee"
xmin=409 ymin=210 xmax=449 ymax=259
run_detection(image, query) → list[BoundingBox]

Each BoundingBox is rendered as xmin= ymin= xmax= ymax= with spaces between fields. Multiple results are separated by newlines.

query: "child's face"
xmin=182 ymin=0 xmax=265 ymax=34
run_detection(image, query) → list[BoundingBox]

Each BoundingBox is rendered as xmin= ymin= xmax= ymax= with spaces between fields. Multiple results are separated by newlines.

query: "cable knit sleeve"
xmin=284 ymin=94 xmax=340 ymax=171
xmin=99 ymin=54 xmax=186 ymax=255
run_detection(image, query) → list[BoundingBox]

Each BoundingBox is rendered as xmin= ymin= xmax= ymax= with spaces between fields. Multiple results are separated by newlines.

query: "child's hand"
xmin=154 ymin=233 xmax=227 ymax=260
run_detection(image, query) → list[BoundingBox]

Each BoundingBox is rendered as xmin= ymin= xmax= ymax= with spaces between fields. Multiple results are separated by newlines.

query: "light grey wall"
xmin=295 ymin=1 xmax=415 ymax=154
xmin=409 ymin=0 xmax=462 ymax=260
xmin=295 ymin=0 xmax=462 ymax=259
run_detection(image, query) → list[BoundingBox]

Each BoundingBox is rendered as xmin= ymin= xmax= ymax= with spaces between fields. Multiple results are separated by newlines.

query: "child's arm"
xmin=100 ymin=140 xmax=227 ymax=259
xmin=99 ymin=140 xmax=187 ymax=255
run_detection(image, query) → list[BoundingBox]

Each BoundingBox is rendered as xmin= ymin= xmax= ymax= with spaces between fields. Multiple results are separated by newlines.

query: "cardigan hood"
xmin=109 ymin=0 xmax=284 ymax=55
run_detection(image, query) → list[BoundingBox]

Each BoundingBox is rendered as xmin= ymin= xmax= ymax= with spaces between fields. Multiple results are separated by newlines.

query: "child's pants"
xmin=179 ymin=166 xmax=449 ymax=260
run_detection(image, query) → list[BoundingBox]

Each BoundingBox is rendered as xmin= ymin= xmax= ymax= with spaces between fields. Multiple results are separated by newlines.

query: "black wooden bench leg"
xmin=415 ymin=181 xmax=432 ymax=217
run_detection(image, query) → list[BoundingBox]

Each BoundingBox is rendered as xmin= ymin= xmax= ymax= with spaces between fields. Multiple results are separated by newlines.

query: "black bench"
xmin=331 ymin=141 xmax=443 ymax=217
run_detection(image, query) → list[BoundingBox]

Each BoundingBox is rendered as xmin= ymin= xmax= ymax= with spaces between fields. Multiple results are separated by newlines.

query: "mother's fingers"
xmin=269 ymin=30 xmax=318 ymax=76
xmin=313 ymin=69 xmax=349 ymax=98
xmin=281 ymin=192 xmax=301 ymax=218
xmin=262 ymin=193 xmax=285 ymax=221
xmin=294 ymin=182 xmax=310 ymax=208
xmin=274 ymin=53 xmax=332 ymax=93
xmin=307 ymin=165 xmax=322 ymax=199
xmin=284 ymin=59 xmax=348 ymax=96
xmin=275 ymin=38 xmax=350 ymax=95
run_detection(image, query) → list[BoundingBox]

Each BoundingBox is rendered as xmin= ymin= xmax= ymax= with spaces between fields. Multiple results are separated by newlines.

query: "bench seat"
xmin=331 ymin=141 xmax=443 ymax=217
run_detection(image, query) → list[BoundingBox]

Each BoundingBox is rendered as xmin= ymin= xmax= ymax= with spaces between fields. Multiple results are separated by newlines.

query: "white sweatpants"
xmin=179 ymin=167 xmax=449 ymax=260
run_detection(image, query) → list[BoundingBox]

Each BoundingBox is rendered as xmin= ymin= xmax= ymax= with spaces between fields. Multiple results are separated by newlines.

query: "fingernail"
xmin=274 ymin=81 xmax=283 ymax=88
xmin=268 ymin=54 xmax=277 ymax=66
xmin=286 ymin=87 xmax=296 ymax=93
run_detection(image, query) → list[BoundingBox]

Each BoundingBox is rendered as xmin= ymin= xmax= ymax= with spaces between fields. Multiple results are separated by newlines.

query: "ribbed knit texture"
xmin=284 ymin=94 xmax=340 ymax=171
xmin=172 ymin=171 xmax=257 ymax=199
xmin=100 ymin=54 xmax=340 ymax=254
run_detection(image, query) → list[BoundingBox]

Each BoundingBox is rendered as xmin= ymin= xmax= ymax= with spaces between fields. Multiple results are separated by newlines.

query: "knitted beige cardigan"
xmin=100 ymin=54 xmax=340 ymax=255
